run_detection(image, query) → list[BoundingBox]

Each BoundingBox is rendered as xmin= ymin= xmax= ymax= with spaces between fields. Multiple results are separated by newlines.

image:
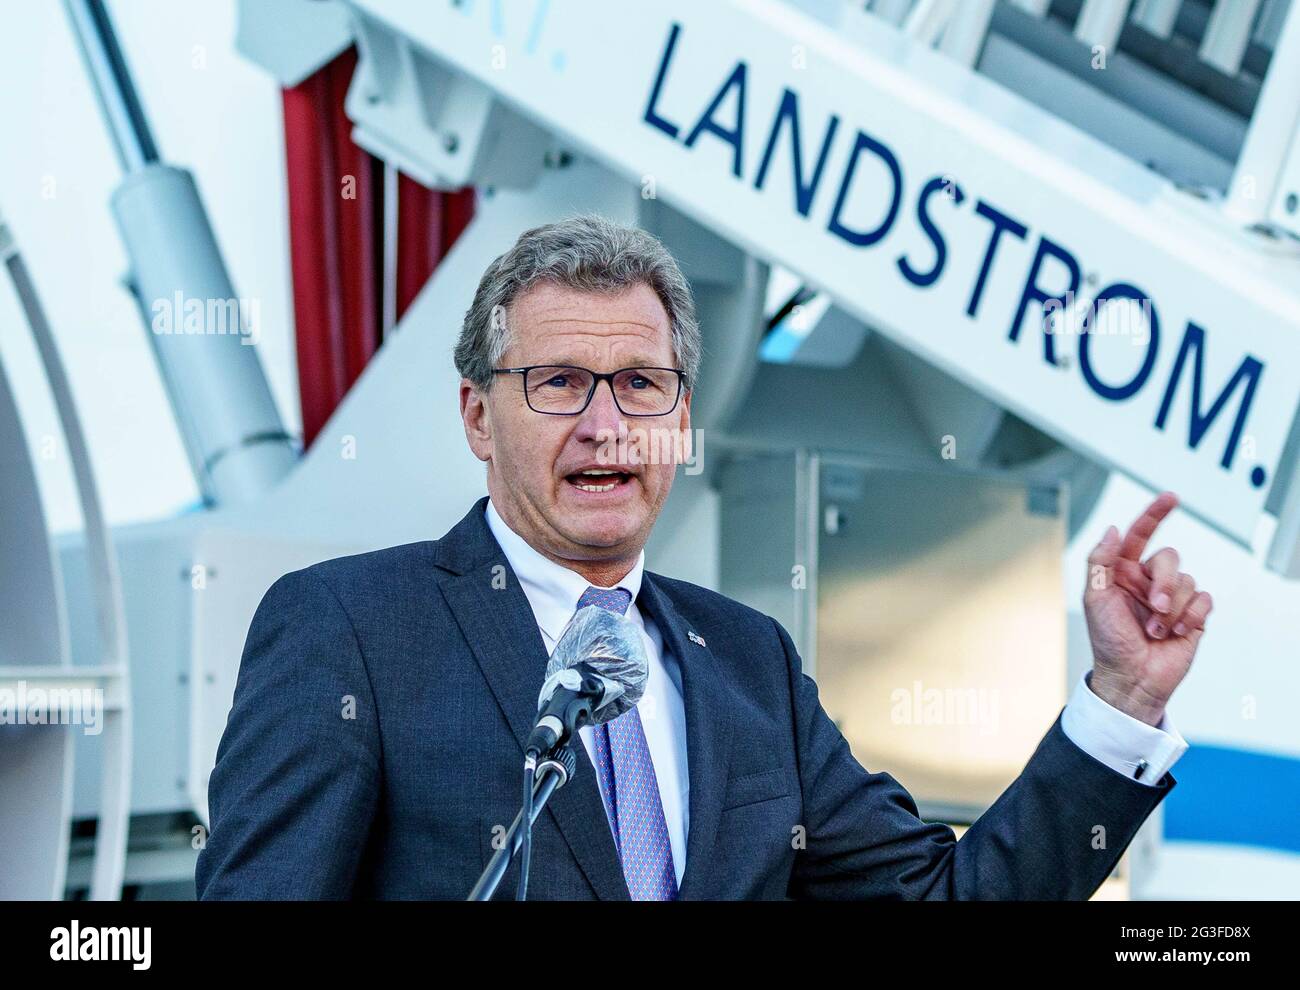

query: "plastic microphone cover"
xmin=540 ymin=605 xmax=649 ymax=723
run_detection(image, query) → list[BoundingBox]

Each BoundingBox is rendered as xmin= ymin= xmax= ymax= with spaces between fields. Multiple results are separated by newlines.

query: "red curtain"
xmin=281 ymin=48 xmax=475 ymax=449
xmin=398 ymin=176 xmax=476 ymax=319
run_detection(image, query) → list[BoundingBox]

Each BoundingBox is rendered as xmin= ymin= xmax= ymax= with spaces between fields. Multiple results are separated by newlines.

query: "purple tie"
xmin=577 ymin=586 xmax=678 ymax=901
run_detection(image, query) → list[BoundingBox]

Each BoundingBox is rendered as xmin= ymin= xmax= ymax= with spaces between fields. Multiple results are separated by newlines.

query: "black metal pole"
xmin=468 ymin=747 xmax=577 ymax=902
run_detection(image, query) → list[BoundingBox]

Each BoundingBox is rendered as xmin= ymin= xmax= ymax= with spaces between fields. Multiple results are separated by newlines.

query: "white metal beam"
xmin=1131 ymin=0 xmax=1181 ymax=38
xmin=341 ymin=0 xmax=1300 ymax=554
xmin=1200 ymin=0 xmax=1262 ymax=75
xmin=871 ymin=0 xmax=913 ymax=26
xmin=1075 ymin=0 xmax=1135 ymax=52
xmin=1228 ymin=0 xmax=1300 ymax=225
xmin=939 ymin=0 xmax=997 ymax=65
xmin=904 ymin=0 xmax=958 ymax=44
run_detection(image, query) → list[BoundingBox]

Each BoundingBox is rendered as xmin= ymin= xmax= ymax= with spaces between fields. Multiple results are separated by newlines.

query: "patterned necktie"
xmin=577 ymin=585 xmax=678 ymax=901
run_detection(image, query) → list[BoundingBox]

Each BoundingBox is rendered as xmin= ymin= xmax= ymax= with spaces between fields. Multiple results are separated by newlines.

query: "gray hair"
xmin=455 ymin=214 xmax=700 ymax=391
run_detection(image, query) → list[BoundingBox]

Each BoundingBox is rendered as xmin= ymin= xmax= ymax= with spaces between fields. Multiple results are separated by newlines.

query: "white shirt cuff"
xmin=1059 ymin=671 xmax=1188 ymax=786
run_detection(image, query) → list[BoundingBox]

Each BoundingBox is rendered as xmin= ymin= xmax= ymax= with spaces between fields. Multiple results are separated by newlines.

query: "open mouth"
xmin=565 ymin=469 xmax=635 ymax=493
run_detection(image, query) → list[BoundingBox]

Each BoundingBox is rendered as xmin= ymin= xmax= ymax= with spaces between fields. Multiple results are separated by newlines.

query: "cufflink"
xmin=687 ymin=630 xmax=706 ymax=647
xmin=1133 ymin=758 xmax=1150 ymax=781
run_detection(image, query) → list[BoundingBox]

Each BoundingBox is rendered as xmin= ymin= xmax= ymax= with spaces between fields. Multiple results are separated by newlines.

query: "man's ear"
xmin=460 ymin=380 xmax=493 ymax=462
xmin=678 ymin=389 xmax=693 ymax=464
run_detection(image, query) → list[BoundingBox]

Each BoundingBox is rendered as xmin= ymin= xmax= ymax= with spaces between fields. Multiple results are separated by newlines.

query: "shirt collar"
xmin=484 ymin=498 xmax=644 ymax=642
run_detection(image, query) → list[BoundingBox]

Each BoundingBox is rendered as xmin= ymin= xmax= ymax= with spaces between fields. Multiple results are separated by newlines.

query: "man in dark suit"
xmin=196 ymin=215 xmax=1214 ymax=900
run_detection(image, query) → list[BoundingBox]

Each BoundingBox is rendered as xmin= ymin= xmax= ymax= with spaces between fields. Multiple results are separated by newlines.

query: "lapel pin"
xmin=687 ymin=630 xmax=706 ymax=647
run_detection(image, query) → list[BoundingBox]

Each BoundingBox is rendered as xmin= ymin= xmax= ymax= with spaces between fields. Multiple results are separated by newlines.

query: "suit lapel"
xmin=432 ymin=499 xmax=630 ymax=901
xmin=637 ymin=574 xmax=735 ymax=900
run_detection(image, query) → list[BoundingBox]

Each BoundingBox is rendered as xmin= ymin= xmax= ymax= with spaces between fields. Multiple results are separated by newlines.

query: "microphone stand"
xmin=467 ymin=745 xmax=577 ymax=901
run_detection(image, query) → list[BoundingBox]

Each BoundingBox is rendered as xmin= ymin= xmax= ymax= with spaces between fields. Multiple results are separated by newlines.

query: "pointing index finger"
xmin=1118 ymin=491 xmax=1179 ymax=562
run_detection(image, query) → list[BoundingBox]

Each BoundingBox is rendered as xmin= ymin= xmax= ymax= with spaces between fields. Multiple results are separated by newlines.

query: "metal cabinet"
xmin=718 ymin=449 xmax=1068 ymax=821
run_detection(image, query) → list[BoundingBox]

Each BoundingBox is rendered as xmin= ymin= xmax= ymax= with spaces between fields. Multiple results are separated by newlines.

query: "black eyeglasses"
xmin=492 ymin=365 xmax=687 ymax=416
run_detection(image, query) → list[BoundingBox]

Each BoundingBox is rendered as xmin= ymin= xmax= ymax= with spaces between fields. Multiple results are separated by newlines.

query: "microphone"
xmin=525 ymin=604 xmax=648 ymax=757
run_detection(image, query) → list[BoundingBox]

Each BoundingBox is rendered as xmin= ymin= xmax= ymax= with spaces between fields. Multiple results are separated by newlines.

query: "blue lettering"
xmin=1010 ymin=235 xmax=1080 ymax=366
xmin=827 ymin=130 xmax=903 ymax=247
xmin=966 ymin=200 xmax=1027 ymax=318
xmin=1078 ymin=283 xmax=1159 ymax=401
xmin=1155 ymin=322 xmax=1264 ymax=472
xmin=684 ymin=62 xmax=749 ymax=178
xmin=898 ymin=176 xmax=966 ymax=288
xmin=754 ymin=88 xmax=840 ymax=218
xmin=643 ymin=22 xmax=684 ymax=140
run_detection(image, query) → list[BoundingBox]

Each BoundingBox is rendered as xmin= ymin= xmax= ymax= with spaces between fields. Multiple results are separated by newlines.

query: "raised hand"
xmin=1082 ymin=491 xmax=1213 ymax=726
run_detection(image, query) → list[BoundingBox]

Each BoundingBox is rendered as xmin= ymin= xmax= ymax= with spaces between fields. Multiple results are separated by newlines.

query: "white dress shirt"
xmin=485 ymin=499 xmax=1188 ymax=881
xmin=1062 ymin=669 xmax=1188 ymax=784
xmin=485 ymin=500 xmax=690 ymax=885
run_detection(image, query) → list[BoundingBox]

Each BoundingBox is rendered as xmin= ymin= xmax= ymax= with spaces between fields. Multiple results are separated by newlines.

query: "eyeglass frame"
xmin=490 ymin=364 xmax=688 ymax=417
